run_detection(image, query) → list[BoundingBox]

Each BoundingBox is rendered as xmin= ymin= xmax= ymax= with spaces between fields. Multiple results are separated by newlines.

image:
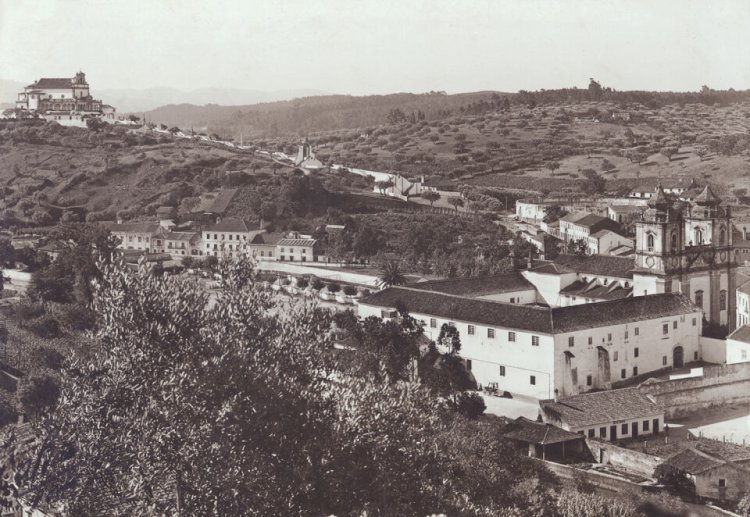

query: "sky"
xmin=1 ymin=0 xmax=749 ymax=95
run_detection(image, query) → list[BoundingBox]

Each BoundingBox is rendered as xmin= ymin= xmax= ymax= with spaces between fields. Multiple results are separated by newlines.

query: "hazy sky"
xmin=1 ymin=0 xmax=748 ymax=94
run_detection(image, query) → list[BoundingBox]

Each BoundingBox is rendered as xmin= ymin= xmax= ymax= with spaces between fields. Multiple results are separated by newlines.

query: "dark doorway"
xmin=653 ymin=418 xmax=660 ymax=434
xmin=610 ymin=425 xmax=617 ymax=442
xmin=673 ymin=346 xmax=684 ymax=368
xmin=631 ymin=422 xmax=639 ymax=438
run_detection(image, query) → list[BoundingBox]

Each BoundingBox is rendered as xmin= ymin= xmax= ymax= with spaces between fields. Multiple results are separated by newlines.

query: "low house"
xmin=152 ymin=230 xmax=202 ymax=260
xmin=539 ymin=387 xmax=665 ymax=442
xmin=559 ymin=212 xmax=624 ymax=253
xmin=516 ymin=200 xmax=549 ymax=223
xmin=501 ymin=416 xmax=587 ymax=462
xmin=725 ymin=325 xmax=750 ymax=364
xmin=277 ymin=236 xmax=320 ymax=262
xmin=607 ymin=204 xmax=644 ymax=225
xmin=247 ymin=232 xmax=284 ymax=261
xmin=663 ymin=445 xmax=750 ymax=502
xmin=587 ymin=230 xmax=633 ymax=256
xmin=104 ymin=221 xmax=160 ymax=252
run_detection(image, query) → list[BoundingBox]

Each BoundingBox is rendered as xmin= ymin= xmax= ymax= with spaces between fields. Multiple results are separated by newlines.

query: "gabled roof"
xmin=408 ymin=272 xmax=534 ymax=297
xmin=529 ymin=262 xmax=575 ymax=275
xmin=359 ymin=287 xmax=696 ymax=335
xmin=163 ymin=231 xmax=198 ymax=242
xmin=574 ymin=213 xmax=611 ymax=228
xmin=559 ymin=279 xmax=632 ymax=301
xmin=665 ymin=448 xmax=726 ymax=475
xmin=205 ymin=218 xmax=255 ymax=233
xmin=502 ymin=417 xmax=584 ymax=445
xmin=553 ymin=254 xmax=635 ymax=279
xmin=540 ymin=387 xmax=663 ymax=428
xmin=28 ymin=78 xmax=73 ymax=89
xmin=727 ymin=325 xmax=750 ymax=344
xmin=250 ymin=232 xmax=284 ymax=245
xmin=195 ymin=189 xmax=238 ymax=214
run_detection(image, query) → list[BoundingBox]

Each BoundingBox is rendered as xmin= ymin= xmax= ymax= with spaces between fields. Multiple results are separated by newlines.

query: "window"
xmin=624 ymin=330 xmax=629 ymax=340
xmin=633 ymin=366 xmax=639 ymax=376
xmin=695 ymin=290 xmax=704 ymax=309
xmin=694 ymin=351 xmax=699 ymax=361
xmin=719 ymin=479 xmax=726 ymax=488
xmin=568 ymin=336 xmax=575 ymax=347
xmin=613 ymin=351 xmax=619 ymax=361
xmin=671 ymin=231 xmax=678 ymax=250
xmin=588 ymin=429 xmax=595 ymax=438
xmin=634 ymin=327 xmax=640 ymax=336
xmin=622 ymin=423 xmax=628 ymax=435
xmin=588 ymin=336 xmax=593 ymax=345
xmin=719 ymin=228 xmax=726 ymax=246
xmin=720 ymin=290 xmax=727 ymax=311
xmin=586 ymin=375 xmax=592 ymax=386
xmin=692 ymin=317 xmax=697 ymax=326
xmin=643 ymin=420 xmax=650 ymax=431
xmin=600 ymin=427 xmax=607 ymax=437
xmin=695 ymin=228 xmax=703 ymax=244
xmin=663 ymin=323 xmax=669 ymax=335
xmin=621 ymin=368 xmax=626 ymax=379
xmin=430 ymin=318 xmax=437 ymax=328
xmin=499 ymin=365 xmax=506 ymax=376
xmin=663 ymin=355 xmax=668 ymax=365
xmin=468 ymin=325 xmax=475 ymax=336
xmin=229 ymin=234 xmax=233 ymax=240
xmin=607 ymin=333 xmax=612 ymax=342
xmin=488 ymin=328 xmax=495 ymax=339
xmin=634 ymin=347 xmax=639 ymax=358
xmin=742 ymin=350 xmax=747 ymax=360
xmin=466 ymin=360 xmax=472 ymax=371
xmin=510 ymin=297 xmax=516 ymax=304
xmin=214 ymin=234 xmax=217 ymax=239
xmin=508 ymin=331 xmax=516 ymax=342
xmin=530 ymin=375 xmax=536 ymax=385
xmin=532 ymin=335 xmax=539 ymax=346
xmin=647 ymin=233 xmax=654 ymax=252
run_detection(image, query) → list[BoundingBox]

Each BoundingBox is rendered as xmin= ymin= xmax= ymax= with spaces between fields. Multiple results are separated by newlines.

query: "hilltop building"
xmin=294 ymin=140 xmax=323 ymax=170
xmin=15 ymin=71 xmax=115 ymax=126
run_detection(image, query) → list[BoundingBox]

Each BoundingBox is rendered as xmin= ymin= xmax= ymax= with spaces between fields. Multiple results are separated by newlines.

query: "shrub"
xmin=17 ymin=374 xmax=60 ymax=416
xmin=17 ymin=300 xmax=45 ymax=321
xmin=311 ymin=278 xmax=324 ymax=290
xmin=455 ymin=392 xmax=486 ymax=419
xmin=296 ymin=278 xmax=309 ymax=289
xmin=343 ymin=285 xmax=358 ymax=296
xmin=30 ymin=346 xmax=65 ymax=370
xmin=327 ymin=283 xmax=341 ymax=294
xmin=57 ymin=303 xmax=96 ymax=331
xmin=26 ymin=315 xmax=61 ymax=339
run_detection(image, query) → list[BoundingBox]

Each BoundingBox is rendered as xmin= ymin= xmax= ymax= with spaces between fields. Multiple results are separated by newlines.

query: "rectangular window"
xmin=466 ymin=360 xmax=472 ymax=371
xmin=532 ymin=335 xmax=539 ymax=346
xmin=643 ymin=420 xmax=650 ymax=431
xmin=599 ymin=427 xmax=607 ymax=438
xmin=508 ymin=331 xmax=516 ymax=342
xmin=510 ymin=297 xmax=516 ymax=304
xmin=633 ymin=366 xmax=639 ymax=376
xmin=634 ymin=327 xmax=640 ymax=336
xmin=588 ymin=336 xmax=593 ymax=345
xmin=607 ymin=333 xmax=612 ymax=341
xmin=624 ymin=330 xmax=629 ymax=340
xmin=468 ymin=325 xmax=475 ymax=336
xmin=673 ymin=321 xmax=678 ymax=329
xmin=663 ymin=323 xmax=669 ymax=335
xmin=499 ymin=365 xmax=506 ymax=376
xmin=719 ymin=479 xmax=726 ymax=488
xmin=613 ymin=351 xmax=619 ymax=361
xmin=621 ymin=368 xmax=626 ymax=379
xmin=229 ymin=234 xmax=233 ymax=240
xmin=634 ymin=347 xmax=639 ymax=358
xmin=530 ymin=375 xmax=536 ymax=385
xmin=622 ymin=423 xmax=628 ymax=435
xmin=568 ymin=336 xmax=575 ymax=347
xmin=588 ymin=429 xmax=595 ymax=438
xmin=663 ymin=355 xmax=668 ymax=365
xmin=586 ymin=375 xmax=592 ymax=386
xmin=694 ymin=351 xmax=699 ymax=361
xmin=488 ymin=328 xmax=495 ymax=339
xmin=430 ymin=318 xmax=437 ymax=328
xmin=692 ymin=317 xmax=697 ymax=326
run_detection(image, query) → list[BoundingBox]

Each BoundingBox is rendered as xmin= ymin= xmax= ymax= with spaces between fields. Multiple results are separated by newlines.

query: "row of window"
xmin=204 ymin=233 xmax=247 ymax=241
xmin=645 ymin=227 xmax=727 ymax=251
xmin=694 ymin=290 xmax=727 ymax=311
xmin=471 ymin=361 xmax=538 ymax=386
xmin=580 ymin=418 xmax=657 ymax=439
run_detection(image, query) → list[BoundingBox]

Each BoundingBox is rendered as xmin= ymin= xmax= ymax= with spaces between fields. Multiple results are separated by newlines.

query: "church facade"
xmin=632 ymin=185 xmax=736 ymax=331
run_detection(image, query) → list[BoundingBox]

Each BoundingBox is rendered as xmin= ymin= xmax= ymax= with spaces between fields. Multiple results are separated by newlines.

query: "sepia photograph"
xmin=0 ymin=0 xmax=750 ymax=515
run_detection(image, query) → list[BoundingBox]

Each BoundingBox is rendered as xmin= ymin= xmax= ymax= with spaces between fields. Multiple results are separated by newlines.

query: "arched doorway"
xmin=673 ymin=346 xmax=684 ymax=369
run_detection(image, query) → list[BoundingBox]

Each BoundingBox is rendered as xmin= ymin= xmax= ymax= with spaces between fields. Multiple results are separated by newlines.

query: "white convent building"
xmin=15 ymin=71 xmax=115 ymax=126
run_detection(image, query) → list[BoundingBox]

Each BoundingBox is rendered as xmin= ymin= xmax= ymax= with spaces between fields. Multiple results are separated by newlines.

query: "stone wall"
xmin=639 ymin=362 xmax=750 ymax=417
xmin=586 ymin=439 xmax=661 ymax=477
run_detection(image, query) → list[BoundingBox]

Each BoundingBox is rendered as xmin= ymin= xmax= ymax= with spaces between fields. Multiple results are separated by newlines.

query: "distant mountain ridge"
xmin=0 ymin=78 xmax=327 ymax=113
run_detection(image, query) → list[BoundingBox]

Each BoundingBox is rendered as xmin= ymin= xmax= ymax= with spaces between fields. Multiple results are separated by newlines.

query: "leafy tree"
xmin=543 ymin=204 xmax=568 ymax=224
xmin=654 ymin=463 xmax=696 ymax=500
xmin=0 ymin=238 xmax=15 ymax=267
xmin=379 ymin=259 xmax=407 ymax=287
xmin=438 ymin=323 xmax=462 ymax=353
xmin=447 ymin=196 xmax=465 ymax=214
xmin=660 ymin=146 xmax=679 ymax=162
xmin=455 ymin=392 xmax=485 ymax=419
xmin=85 ymin=117 xmax=104 ymax=132
xmin=568 ymin=238 xmax=589 ymax=257
xmin=545 ymin=161 xmax=561 ymax=176
xmin=374 ymin=179 xmax=393 ymax=195
xmin=422 ymin=190 xmax=441 ymax=207
xmin=17 ymin=374 xmax=60 ymax=417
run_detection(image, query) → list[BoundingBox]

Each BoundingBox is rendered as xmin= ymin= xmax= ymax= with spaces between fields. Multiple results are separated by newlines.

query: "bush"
xmin=343 ymin=285 xmax=358 ymax=296
xmin=57 ymin=303 xmax=96 ymax=331
xmin=327 ymin=283 xmax=341 ymax=294
xmin=17 ymin=374 xmax=60 ymax=416
xmin=26 ymin=315 xmax=61 ymax=339
xmin=17 ymin=300 xmax=45 ymax=321
xmin=311 ymin=278 xmax=324 ymax=290
xmin=30 ymin=346 xmax=65 ymax=370
xmin=296 ymin=278 xmax=309 ymax=289
xmin=455 ymin=392 xmax=486 ymax=419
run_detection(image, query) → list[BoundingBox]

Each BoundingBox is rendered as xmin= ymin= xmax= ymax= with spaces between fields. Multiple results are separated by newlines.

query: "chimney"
xmin=553 ymin=389 xmax=559 ymax=403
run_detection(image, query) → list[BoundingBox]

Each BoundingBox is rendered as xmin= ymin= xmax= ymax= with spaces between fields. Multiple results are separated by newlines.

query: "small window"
xmin=719 ymin=479 xmax=726 ymax=488
xmin=673 ymin=321 xmax=678 ymax=329
xmin=488 ymin=328 xmax=495 ymax=339
xmin=607 ymin=333 xmax=612 ymax=341
xmin=613 ymin=351 xmax=619 ymax=361
xmin=663 ymin=323 xmax=669 ymax=335
xmin=588 ymin=429 xmax=595 ymax=438
xmin=468 ymin=325 xmax=475 ymax=336
xmin=663 ymin=355 xmax=668 ymax=365
xmin=643 ymin=420 xmax=650 ymax=431
xmin=634 ymin=327 xmax=640 ymax=336
xmin=510 ymin=297 xmax=516 ymax=304
xmin=532 ymin=335 xmax=539 ymax=346
xmin=588 ymin=336 xmax=593 ymax=345
xmin=692 ymin=317 xmax=697 ymax=326
xmin=624 ymin=330 xmax=629 ymax=340
xmin=599 ymin=427 xmax=607 ymax=438
xmin=621 ymin=368 xmax=626 ymax=379
xmin=508 ymin=331 xmax=516 ymax=342
xmin=694 ymin=351 xmax=699 ymax=361
xmin=633 ymin=366 xmax=639 ymax=376
xmin=568 ymin=336 xmax=575 ymax=347
xmin=720 ymin=290 xmax=727 ymax=311
xmin=530 ymin=375 xmax=536 ymax=385
xmin=695 ymin=290 xmax=704 ymax=309
xmin=466 ymin=359 xmax=472 ymax=371
xmin=499 ymin=365 xmax=506 ymax=376
xmin=634 ymin=347 xmax=639 ymax=358
xmin=622 ymin=423 xmax=628 ymax=435
xmin=430 ymin=318 xmax=437 ymax=328
xmin=586 ymin=375 xmax=592 ymax=386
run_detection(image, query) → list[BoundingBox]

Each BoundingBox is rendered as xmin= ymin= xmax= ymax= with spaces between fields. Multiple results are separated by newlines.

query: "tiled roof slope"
xmin=278 ymin=238 xmax=317 ymax=247
xmin=407 ymin=272 xmax=534 ymax=297
xmin=553 ymin=254 xmax=635 ymax=278
xmin=502 ymin=417 xmax=583 ymax=445
xmin=665 ymin=448 xmax=725 ymax=474
xmin=102 ymin=222 xmax=160 ymax=233
xmin=727 ymin=325 xmax=750 ymax=344
xmin=205 ymin=218 xmax=255 ymax=233
xmin=539 ymin=387 xmax=663 ymax=428
xmin=359 ymin=287 xmax=696 ymax=334
xmin=29 ymin=78 xmax=72 ymax=89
